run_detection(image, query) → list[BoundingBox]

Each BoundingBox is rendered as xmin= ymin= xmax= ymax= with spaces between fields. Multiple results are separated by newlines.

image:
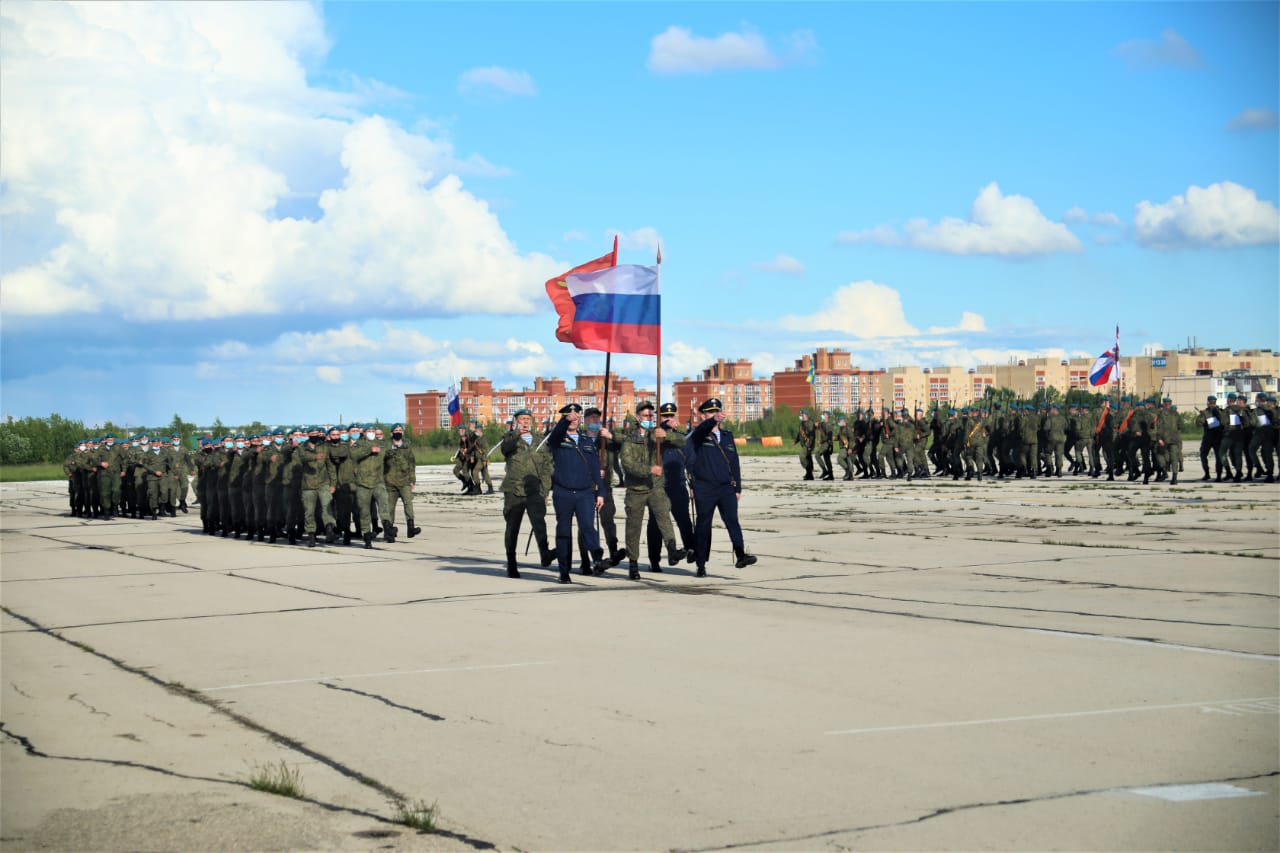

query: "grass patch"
xmin=247 ymin=760 xmax=305 ymax=798
xmin=0 ymin=463 xmax=66 ymax=482
xmin=1143 ymin=508 xmax=1177 ymax=516
xmin=392 ymin=798 xmax=438 ymax=832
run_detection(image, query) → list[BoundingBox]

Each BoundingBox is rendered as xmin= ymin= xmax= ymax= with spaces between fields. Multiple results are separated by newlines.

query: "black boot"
xmin=591 ymin=549 xmax=609 ymax=575
xmin=695 ymin=564 xmax=707 ymax=578
xmin=734 ymin=548 xmax=758 ymax=568
xmin=308 ymin=533 xmax=317 ymax=548
xmin=363 ymin=532 xmax=374 ymax=550
xmin=666 ymin=540 xmax=682 ymax=566
xmin=287 ymin=530 xmax=296 ymax=545
xmin=628 ymin=562 xmax=641 ymax=580
xmin=485 ymin=484 xmax=494 ymax=494
xmin=179 ymin=500 xmax=188 ymax=514
xmin=325 ymin=524 xmax=338 ymax=544
xmin=384 ymin=524 xmax=396 ymax=544
xmin=539 ymin=543 xmax=556 ymax=568
xmin=558 ymin=569 xmax=571 ymax=584
xmin=506 ymin=552 xmax=520 ymax=579
xmin=609 ymin=546 xmax=627 ymax=567
xmin=407 ymin=522 xmax=420 ymax=538
xmin=343 ymin=529 xmax=352 ymax=546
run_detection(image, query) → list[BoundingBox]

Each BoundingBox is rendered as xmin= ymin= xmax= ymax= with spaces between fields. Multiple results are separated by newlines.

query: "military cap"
xmin=138 ymin=434 xmax=150 ymax=441
xmin=1121 ymin=395 xmax=1131 ymax=402
xmin=1207 ymin=395 xmax=1217 ymax=402
xmin=1257 ymin=392 xmax=1268 ymax=401
xmin=699 ymin=398 xmax=723 ymax=414
xmin=391 ymin=423 xmax=404 ymax=431
xmin=1227 ymin=392 xmax=1237 ymax=400
xmin=307 ymin=425 xmax=321 ymax=433
xmin=635 ymin=400 xmax=655 ymax=414
xmin=348 ymin=423 xmax=362 ymax=431
xmin=822 ymin=410 xmax=832 ymax=416
xmin=559 ymin=403 xmax=583 ymax=415
xmin=582 ymin=406 xmax=601 ymax=418
xmin=799 ymin=409 xmax=809 ymax=416
xmin=272 ymin=428 xmax=284 ymax=436
xmin=1162 ymin=397 xmax=1172 ymax=403
xmin=913 ymin=407 xmax=923 ymax=414
xmin=659 ymin=402 xmax=678 ymax=416
xmin=103 ymin=433 xmax=114 ymax=439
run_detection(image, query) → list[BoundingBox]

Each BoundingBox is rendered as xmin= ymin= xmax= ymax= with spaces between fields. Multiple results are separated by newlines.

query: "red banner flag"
xmin=545 ymin=236 xmax=617 ymax=343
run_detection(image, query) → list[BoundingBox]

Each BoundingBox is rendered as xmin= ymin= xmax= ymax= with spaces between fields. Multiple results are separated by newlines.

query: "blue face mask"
xmin=274 ymin=437 xmax=284 ymax=446
xmin=520 ymin=433 xmax=533 ymax=445
xmin=586 ymin=422 xmax=601 ymax=433
xmin=235 ymin=441 xmax=245 ymax=450
xmin=340 ymin=433 xmax=350 ymax=442
xmin=130 ymin=442 xmax=139 ymax=448
xmin=224 ymin=442 xmax=233 ymax=450
xmin=640 ymin=420 xmax=655 ymax=430
xmin=172 ymin=440 xmax=180 ymax=446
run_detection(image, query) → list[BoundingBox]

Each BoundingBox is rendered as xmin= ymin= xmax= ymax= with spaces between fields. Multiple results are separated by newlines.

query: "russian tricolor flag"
xmin=446 ymin=377 xmax=462 ymax=426
xmin=563 ymin=264 xmax=660 ymax=356
xmin=1088 ymin=350 xmax=1119 ymax=386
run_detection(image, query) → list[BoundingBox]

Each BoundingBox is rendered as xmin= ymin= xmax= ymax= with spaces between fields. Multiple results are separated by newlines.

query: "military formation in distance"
xmin=64 ymin=424 xmax=420 ymax=548
xmin=792 ymin=393 xmax=1278 ymax=485
xmin=58 ymin=391 xmax=1275 ymax=583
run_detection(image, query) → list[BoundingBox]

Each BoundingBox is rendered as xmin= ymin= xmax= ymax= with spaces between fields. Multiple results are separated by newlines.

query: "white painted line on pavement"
xmin=1124 ymin=782 xmax=1265 ymax=802
xmin=201 ymin=660 xmax=552 ymax=692
xmin=825 ymin=696 xmax=1279 ymax=736
xmin=1029 ymin=628 xmax=1278 ymax=661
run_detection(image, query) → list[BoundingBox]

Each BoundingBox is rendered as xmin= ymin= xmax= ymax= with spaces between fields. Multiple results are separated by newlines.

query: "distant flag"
xmin=656 ymin=241 xmax=663 ymax=265
xmin=806 ymin=364 xmax=816 ymax=384
xmin=562 ymin=264 xmax=661 ymax=355
xmin=446 ymin=377 xmax=462 ymax=427
xmin=546 ymin=237 xmax=618 ymax=344
xmin=1088 ymin=325 xmax=1122 ymax=387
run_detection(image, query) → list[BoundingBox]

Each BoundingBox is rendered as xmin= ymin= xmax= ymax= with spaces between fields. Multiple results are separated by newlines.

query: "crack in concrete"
xmin=9 ymin=682 xmax=33 ymax=699
xmin=226 ymin=572 xmax=365 ymax=602
xmin=742 ymin=583 xmax=1279 ymax=633
xmin=660 ymin=586 xmax=1277 ymax=659
xmin=672 ymin=770 xmax=1280 ymax=852
xmin=0 ymin=605 xmax=498 ymax=850
xmin=67 ymin=692 xmax=109 ymax=717
xmin=973 ymin=571 xmax=1280 ymax=600
xmin=320 ymin=682 xmax=444 ymax=721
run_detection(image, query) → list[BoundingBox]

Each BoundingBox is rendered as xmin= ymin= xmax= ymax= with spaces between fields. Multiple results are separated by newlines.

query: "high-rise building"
xmin=772 ymin=348 xmax=885 ymax=414
xmin=404 ymin=374 xmax=654 ymax=433
xmin=673 ymin=358 xmax=772 ymax=423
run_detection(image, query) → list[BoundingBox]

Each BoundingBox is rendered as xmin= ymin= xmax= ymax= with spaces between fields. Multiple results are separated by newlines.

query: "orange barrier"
xmin=761 ymin=436 xmax=783 ymax=447
xmin=734 ymin=437 xmax=747 ymax=446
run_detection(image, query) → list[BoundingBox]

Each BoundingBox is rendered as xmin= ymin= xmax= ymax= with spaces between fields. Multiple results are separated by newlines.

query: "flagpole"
xmin=655 ymin=241 xmax=663 ymax=412
xmin=600 ymin=236 xmax=619 ymax=431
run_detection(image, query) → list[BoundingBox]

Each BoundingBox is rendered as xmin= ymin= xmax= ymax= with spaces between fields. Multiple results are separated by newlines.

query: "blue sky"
xmin=2 ymin=1 xmax=1277 ymax=429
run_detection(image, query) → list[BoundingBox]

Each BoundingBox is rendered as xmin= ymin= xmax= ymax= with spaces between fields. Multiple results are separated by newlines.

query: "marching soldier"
xmin=582 ymin=407 xmax=626 ymax=568
xmin=472 ymin=423 xmax=495 ymax=495
xmin=688 ymin=398 xmax=756 ymax=577
xmin=654 ymin=402 xmax=696 ymax=563
xmin=836 ymin=415 xmax=855 ymax=480
xmin=795 ymin=410 xmax=816 ymax=480
xmin=1196 ymin=395 xmax=1225 ymax=480
xmin=498 ymin=408 xmax=555 ymax=578
xmin=297 ymin=426 xmax=338 ymax=547
xmin=350 ymin=425 xmax=391 ymax=547
xmin=384 ymin=424 xmax=421 ymax=538
xmin=815 ymin=411 xmax=834 ymax=480
xmin=547 ymin=403 xmax=607 ymax=584
xmin=619 ymin=402 xmax=684 ymax=580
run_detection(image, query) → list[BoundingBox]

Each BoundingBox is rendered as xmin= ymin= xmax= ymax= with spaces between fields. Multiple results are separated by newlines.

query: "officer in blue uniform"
xmin=547 ymin=403 xmax=608 ymax=583
xmin=688 ymin=398 xmax=757 ymax=578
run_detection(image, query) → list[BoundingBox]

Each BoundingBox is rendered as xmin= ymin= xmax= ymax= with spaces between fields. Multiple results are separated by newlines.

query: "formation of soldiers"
xmin=498 ymin=400 xmax=756 ymax=583
xmin=795 ymin=392 xmax=1278 ymax=486
xmin=65 ymin=424 xmax=422 ymax=548
xmin=63 ymin=433 xmax=193 ymax=520
xmin=451 ymin=422 xmax=495 ymax=495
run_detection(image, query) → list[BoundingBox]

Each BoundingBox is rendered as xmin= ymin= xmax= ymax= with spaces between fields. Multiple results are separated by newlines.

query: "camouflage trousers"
xmin=623 ymin=487 xmax=674 ymax=561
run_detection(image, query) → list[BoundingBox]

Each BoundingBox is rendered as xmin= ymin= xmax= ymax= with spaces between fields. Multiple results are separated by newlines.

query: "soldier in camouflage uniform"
xmin=1044 ymin=403 xmax=1067 ymax=477
xmin=619 ymin=402 xmax=684 ymax=580
xmin=835 ymin=415 xmax=855 ymax=480
xmin=383 ymin=424 xmax=421 ymax=538
xmin=795 ymin=411 xmax=816 ymax=480
xmin=350 ymin=425 xmax=391 ymax=547
xmin=815 ymin=411 xmax=834 ymax=480
xmin=498 ymin=408 xmax=555 ymax=578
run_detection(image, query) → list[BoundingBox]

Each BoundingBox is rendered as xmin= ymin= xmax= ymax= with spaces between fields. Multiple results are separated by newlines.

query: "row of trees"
xmin=0 ymin=388 xmax=1197 ymax=467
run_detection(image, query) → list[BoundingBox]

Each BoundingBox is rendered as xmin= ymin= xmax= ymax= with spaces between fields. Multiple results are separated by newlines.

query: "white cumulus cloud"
xmin=1227 ymin=108 xmax=1279 ymax=132
xmin=1133 ymin=181 xmax=1280 ymax=249
xmin=647 ymin=25 xmax=817 ymax=74
xmin=458 ymin=66 xmax=537 ymax=97
xmin=838 ymin=183 xmax=1083 ymax=256
xmin=781 ymin=281 xmax=920 ymax=337
xmin=1112 ymin=29 xmax=1204 ymax=70
xmin=315 ymin=366 xmax=343 ymax=384
xmin=0 ymin=3 xmax=560 ymax=322
xmin=752 ymin=254 xmax=806 ymax=275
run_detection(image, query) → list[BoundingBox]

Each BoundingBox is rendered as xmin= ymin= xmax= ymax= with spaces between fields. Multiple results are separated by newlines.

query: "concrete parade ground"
xmin=1 ymin=458 xmax=1277 ymax=852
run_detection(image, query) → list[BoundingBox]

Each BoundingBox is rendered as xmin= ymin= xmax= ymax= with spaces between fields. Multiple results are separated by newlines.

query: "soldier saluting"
xmin=499 ymin=408 xmax=556 ymax=579
xmin=546 ymin=403 xmax=608 ymax=584
xmin=688 ymin=398 xmax=756 ymax=578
